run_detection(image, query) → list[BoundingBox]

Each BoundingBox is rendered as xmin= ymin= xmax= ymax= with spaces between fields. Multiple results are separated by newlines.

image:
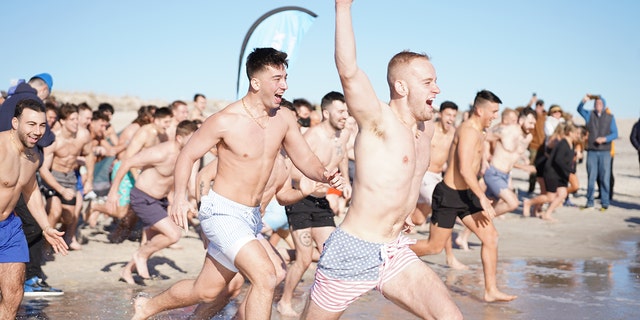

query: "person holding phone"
xmin=576 ymin=94 xmax=618 ymax=210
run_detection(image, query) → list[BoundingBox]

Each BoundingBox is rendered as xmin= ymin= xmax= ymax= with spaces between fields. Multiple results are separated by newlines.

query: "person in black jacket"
xmin=523 ymin=123 xmax=581 ymax=221
xmin=631 ymin=118 xmax=640 ymax=174
xmin=0 ymin=75 xmax=64 ymax=296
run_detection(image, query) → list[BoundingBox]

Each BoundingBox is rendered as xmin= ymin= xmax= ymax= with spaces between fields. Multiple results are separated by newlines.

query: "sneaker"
xmin=599 ymin=207 xmax=608 ymax=212
xmin=83 ymin=190 xmax=97 ymax=201
xmin=563 ymin=198 xmax=577 ymax=207
xmin=580 ymin=205 xmax=594 ymax=211
xmin=23 ymin=276 xmax=64 ymax=297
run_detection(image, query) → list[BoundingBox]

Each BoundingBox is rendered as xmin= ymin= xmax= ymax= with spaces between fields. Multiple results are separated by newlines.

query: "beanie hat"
xmin=30 ymin=73 xmax=53 ymax=91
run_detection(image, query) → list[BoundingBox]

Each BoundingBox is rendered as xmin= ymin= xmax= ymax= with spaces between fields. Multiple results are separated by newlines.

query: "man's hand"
xmin=299 ymin=176 xmax=323 ymax=197
xmin=342 ymin=183 xmax=353 ymax=200
xmin=595 ymin=137 xmax=607 ymax=144
xmin=170 ymin=197 xmax=195 ymax=232
xmin=324 ymin=168 xmax=344 ymax=190
xmin=402 ymin=215 xmax=415 ymax=234
xmin=105 ymin=191 xmax=119 ymax=216
xmin=60 ymin=188 xmax=75 ymax=201
xmin=480 ymin=196 xmax=496 ymax=220
xmin=43 ymin=227 xmax=68 ymax=256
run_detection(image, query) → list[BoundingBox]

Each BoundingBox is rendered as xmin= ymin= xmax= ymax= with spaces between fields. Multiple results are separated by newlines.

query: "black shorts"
xmin=42 ymin=170 xmax=77 ymax=206
xmin=430 ymin=182 xmax=483 ymax=229
xmin=285 ymin=195 xmax=336 ymax=231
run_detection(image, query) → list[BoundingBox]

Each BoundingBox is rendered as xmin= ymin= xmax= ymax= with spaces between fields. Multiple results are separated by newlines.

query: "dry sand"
xmin=25 ymin=108 xmax=640 ymax=319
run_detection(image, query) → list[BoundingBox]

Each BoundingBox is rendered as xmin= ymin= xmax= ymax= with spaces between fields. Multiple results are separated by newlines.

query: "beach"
xmin=18 ymin=109 xmax=640 ymax=319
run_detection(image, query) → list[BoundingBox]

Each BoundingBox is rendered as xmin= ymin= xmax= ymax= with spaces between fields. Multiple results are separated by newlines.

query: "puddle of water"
xmin=18 ymin=236 xmax=640 ymax=319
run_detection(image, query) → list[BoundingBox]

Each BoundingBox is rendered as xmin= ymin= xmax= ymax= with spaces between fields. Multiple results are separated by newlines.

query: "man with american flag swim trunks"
xmin=302 ymin=1 xmax=462 ymax=319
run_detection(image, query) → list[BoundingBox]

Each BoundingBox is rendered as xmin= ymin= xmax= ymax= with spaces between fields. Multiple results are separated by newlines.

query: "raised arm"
xmin=576 ymin=94 xmax=591 ymax=121
xmin=335 ymin=0 xmax=382 ymax=128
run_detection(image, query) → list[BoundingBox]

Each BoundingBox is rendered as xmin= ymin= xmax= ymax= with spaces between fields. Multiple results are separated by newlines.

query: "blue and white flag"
xmin=236 ymin=6 xmax=317 ymax=99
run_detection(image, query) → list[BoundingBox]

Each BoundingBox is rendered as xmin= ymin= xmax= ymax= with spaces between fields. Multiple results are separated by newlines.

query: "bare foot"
xmin=119 ymin=262 xmax=136 ymax=285
xmin=446 ymin=256 xmax=469 ymax=270
xmin=454 ymin=235 xmax=469 ymax=251
xmin=276 ymin=301 xmax=300 ymax=317
xmin=69 ymin=239 xmax=82 ymax=251
xmin=540 ymin=213 xmax=558 ymax=222
xmin=522 ymin=199 xmax=531 ymax=217
xmin=533 ymin=204 xmax=543 ymax=218
xmin=131 ymin=292 xmax=151 ymax=320
xmin=484 ymin=289 xmax=517 ymax=302
xmin=132 ymin=252 xmax=150 ymax=279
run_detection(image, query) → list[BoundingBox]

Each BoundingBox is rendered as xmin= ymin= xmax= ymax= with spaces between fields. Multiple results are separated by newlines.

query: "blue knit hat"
xmin=30 ymin=73 xmax=53 ymax=91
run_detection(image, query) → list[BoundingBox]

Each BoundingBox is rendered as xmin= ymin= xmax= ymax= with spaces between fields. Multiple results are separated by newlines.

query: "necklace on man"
xmin=242 ymin=98 xmax=268 ymax=129
xmin=10 ymin=131 xmax=35 ymax=161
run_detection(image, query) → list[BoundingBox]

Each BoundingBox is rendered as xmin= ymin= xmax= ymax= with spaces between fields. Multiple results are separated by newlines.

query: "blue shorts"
xmin=199 ymin=190 xmax=262 ymax=272
xmin=484 ymin=165 xmax=510 ymax=200
xmin=0 ymin=213 xmax=29 ymax=263
xmin=262 ymin=198 xmax=288 ymax=231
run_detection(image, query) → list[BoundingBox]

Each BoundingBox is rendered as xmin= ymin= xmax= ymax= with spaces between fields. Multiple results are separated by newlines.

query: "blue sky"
xmin=2 ymin=0 xmax=639 ymax=119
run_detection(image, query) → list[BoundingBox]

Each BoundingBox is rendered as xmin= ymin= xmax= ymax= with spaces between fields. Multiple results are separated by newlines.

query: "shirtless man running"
xmin=410 ymin=90 xmax=517 ymax=302
xmin=410 ymin=101 xmax=467 ymax=270
xmin=130 ymin=47 xmax=341 ymax=320
xmin=0 ymin=98 xmax=68 ymax=319
xmin=277 ymin=91 xmax=352 ymax=317
xmin=106 ymin=120 xmax=198 ymax=284
xmin=96 ymin=108 xmax=172 ymax=243
xmin=39 ymin=103 xmax=95 ymax=250
xmin=303 ymin=1 xmax=462 ymax=319
xmin=455 ymin=107 xmax=537 ymax=249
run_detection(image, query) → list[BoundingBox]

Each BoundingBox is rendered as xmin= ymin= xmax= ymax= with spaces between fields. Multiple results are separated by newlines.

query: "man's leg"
xmin=461 ymin=213 xmax=516 ymax=302
xmin=585 ymin=151 xmax=597 ymax=207
xmin=60 ymin=204 xmax=81 ymax=250
xmin=0 ymin=262 xmax=25 ymax=319
xmin=121 ymin=218 xmax=182 ymax=283
xmin=410 ymin=223 xmax=453 ymax=256
xmin=381 ymin=261 xmax=462 ymax=320
xmin=15 ymin=196 xmax=44 ymax=281
xmin=190 ymin=273 xmax=245 ymax=319
xmin=132 ymin=255 xmax=236 ymax=320
xmin=600 ymin=152 xmax=612 ymax=208
xmin=528 ymin=148 xmax=538 ymax=193
xmin=494 ymin=189 xmax=519 ymax=217
xmin=277 ymin=227 xmax=321 ymax=316
xmin=230 ymin=239 xmax=279 ymax=320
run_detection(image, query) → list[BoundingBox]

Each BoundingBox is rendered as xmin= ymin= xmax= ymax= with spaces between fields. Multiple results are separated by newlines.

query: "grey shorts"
xmin=198 ymin=190 xmax=262 ymax=272
xmin=43 ymin=170 xmax=77 ymax=205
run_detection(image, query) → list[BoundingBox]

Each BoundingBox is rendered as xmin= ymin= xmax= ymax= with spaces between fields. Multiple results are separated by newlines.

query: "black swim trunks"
xmin=430 ymin=181 xmax=483 ymax=229
xmin=42 ymin=170 xmax=77 ymax=206
xmin=286 ymin=195 xmax=336 ymax=231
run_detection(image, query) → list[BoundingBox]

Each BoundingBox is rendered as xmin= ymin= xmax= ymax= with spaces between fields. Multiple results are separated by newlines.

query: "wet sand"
xmin=18 ymin=116 xmax=640 ymax=319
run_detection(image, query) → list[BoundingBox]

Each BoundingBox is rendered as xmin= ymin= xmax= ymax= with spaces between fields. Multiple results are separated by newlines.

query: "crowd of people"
xmin=0 ymin=1 xmax=629 ymax=319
